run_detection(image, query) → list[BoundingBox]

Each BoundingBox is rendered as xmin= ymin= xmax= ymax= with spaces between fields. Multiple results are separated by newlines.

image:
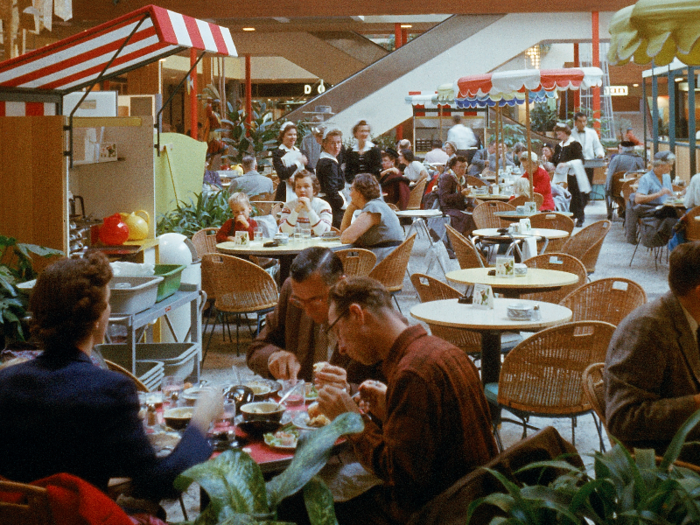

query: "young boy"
xmin=216 ymin=192 xmax=258 ymax=243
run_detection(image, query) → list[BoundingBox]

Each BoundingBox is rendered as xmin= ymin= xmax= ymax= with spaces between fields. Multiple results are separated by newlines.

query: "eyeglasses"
xmin=290 ymin=293 xmax=327 ymax=309
xmin=324 ymin=309 xmax=348 ymax=336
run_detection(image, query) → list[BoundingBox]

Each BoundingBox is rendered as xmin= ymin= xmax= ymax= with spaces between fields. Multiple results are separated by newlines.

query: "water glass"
xmin=301 ymin=226 xmax=311 ymax=242
xmin=213 ymin=401 xmax=236 ymax=432
xmin=162 ymin=375 xmax=184 ymax=406
xmin=254 ymin=227 xmax=263 ymax=242
xmin=281 ymin=379 xmax=306 ymax=407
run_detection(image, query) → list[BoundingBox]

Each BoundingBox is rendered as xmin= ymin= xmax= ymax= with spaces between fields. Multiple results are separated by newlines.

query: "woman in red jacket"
xmin=519 ymin=151 xmax=555 ymax=212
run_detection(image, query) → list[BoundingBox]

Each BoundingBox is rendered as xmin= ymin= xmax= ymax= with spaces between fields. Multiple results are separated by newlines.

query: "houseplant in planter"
xmin=173 ymin=412 xmax=364 ymax=524
xmin=0 ymin=235 xmax=63 ymax=347
xmin=467 ymin=409 xmax=700 ymax=524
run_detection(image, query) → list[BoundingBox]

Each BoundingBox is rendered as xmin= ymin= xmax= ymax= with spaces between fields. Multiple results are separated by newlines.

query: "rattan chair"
xmin=509 ymin=193 xmax=544 ymax=210
xmin=335 ymin=248 xmax=377 ymax=277
xmin=445 ymin=224 xmax=486 ymax=269
xmin=560 ymin=277 xmax=647 ymax=326
xmin=0 ymin=480 xmax=53 ymax=525
xmin=561 ymin=220 xmax=611 ymax=274
xmin=201 ymin=254 xmax=279 ymax=358
xmin=528 ymin=212 xmax=575 ymax=253
xmin=685 ymin=206 xmax=700 ymax=241
xmin=484 ymin=321 xmax=616 ymax=448
xmin=251 ymin=200 xmax=284 ymax=216
xmin=410 ymin=273 xmax=481 ymax=359
xmin=609 ymin=171 xmax=628 ymax=216
xmin=466 ymin=175 xmax=488 ymax=188
xmin=472 ymin=201 xmax=515 ymax=229
xmin=386 ymin=202 xmax=400 ymax=212
xmin=191 ymin=227 xmax=219 ymax=257
xmin=581 ymin=362 xmax=613 ymax=449
xmin=520 ymin=253 xmax=587 ymax=304
xmin=368 ymin=234 xmax=417 ymax=312
xmin=104 ymin=359 xmax=150 ymax=392
xmin=406 ymin=177 xmax=428 ymax=210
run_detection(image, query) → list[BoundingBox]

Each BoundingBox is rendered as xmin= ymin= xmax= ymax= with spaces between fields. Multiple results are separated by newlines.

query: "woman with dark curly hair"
xmin=272 ymin=122 xmax=308 ymax=202
xmin=340 ymin=173 xmax=404 ymax=262
xmin=0 ymin=252 xmax=221 ymax=502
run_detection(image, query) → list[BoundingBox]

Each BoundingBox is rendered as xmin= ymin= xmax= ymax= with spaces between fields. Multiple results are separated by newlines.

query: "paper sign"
xmin=519 ymin=218 xmax=531 ymax=233
xmin=234 ymin=231 xmax=249 ymax=246
xmin=472 ymin=284 xmax=494 ymax=310
xmin=496 ymin=256 xmax=515 ymax=277
xmin=525 ymin=201 xmax=537 ymax=214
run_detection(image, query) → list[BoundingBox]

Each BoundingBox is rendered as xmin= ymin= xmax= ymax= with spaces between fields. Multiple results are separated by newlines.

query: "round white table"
xmin=445 ymin=267 xmax=580 ymax=299
xmin=494 ymin=210 xmax=574 ymax=220
xmin=471 ymin=228 xmax=569 ymax=256
xmin=217 ymin=238 xmax=349 ymax=282
xmin=410 ymin=298 xmax=572 ymax=385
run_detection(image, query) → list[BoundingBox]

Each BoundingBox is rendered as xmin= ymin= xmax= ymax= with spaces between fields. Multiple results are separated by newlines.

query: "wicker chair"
xmin=445 ymin=224 xmax=486 ymax=269
xmin=685 ymin=206 xmax=700 ymax=241
xmin=368 ymin=234 xmax=417 ymax=312
xmin=191 ymin=227 xmax=219 ymax=257
xmin=334 ymin=248 xmax=377 ymax=277
xmin=520 ymin=253 xmax=587 ymax=304
xmin=581 ymin=363 xmax=613 ymax=449
xmin=104 ymin=359 xmax=149 ymax=392
xmin=251 ymin=200 xmax=284 ymax=216
xmin=472 ymin=201 xmax=515 ymax=229
xmin=466 ymin=175 xmax=488 ymax=188
xmin=560 ymin=277 xmax=647 ymax=326
xmin=528 ymin=212 xmax=575 ymax=253
xmin=406 ymin=177 xmax=428 ymax=210
xmin=0 ymin=480 xmax=53 ymax=525
xmin=201 ymin=254 xmax=279 ymax=358
xmin=561 ymin=220 xmax=611 ymax=274
xmin=609 ymin=171 xmax=628 ymax=215
xmin=509 ymin=193 xmax=544 ymax=210
xmin=410 ymin=273 xmax=481 ymax=359
xmin=484 ymin=320 xmax=616 ymax=448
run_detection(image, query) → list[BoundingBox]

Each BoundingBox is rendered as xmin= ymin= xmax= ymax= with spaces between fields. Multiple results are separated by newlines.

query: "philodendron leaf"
xmin=174 ymin=449 xmax=269 ymax=520
xmin=303 ymin=476 xmax=338 ymax=525
xmin=661 ymin=409 xmax=700 ymax=471
xmin=266 ymin=412 xmax=364 ymax=510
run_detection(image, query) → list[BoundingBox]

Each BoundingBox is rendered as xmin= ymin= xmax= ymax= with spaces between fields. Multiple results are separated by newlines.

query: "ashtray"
xmin=507 ymin=302 xmax=541 ymax=321
xmin=273 ymin=233 xmax=289 ymax=245
xmin=514 ymin=263 xmax=528 ymax=276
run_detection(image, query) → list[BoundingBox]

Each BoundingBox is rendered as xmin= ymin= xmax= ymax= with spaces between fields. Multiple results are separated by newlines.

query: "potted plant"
xmin=156 ymin=191 xmax=232 ymax=238
xmin=0 ymin=235 xmax=63 ymax=348
xmin=467 ymin=409 xmax=700 ymax=524
xmin=173 ymin=412 xmax=364 ymax=524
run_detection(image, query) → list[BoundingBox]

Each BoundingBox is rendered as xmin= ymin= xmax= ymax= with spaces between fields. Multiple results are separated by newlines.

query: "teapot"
xmin=119 ymin=210 xmax=150 ymax=241
xmin=99 ymin=213 xmax=129 ymax=246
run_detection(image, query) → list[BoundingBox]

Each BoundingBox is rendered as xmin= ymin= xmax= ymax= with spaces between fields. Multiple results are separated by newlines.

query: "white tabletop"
xmin=394 ymin=209 xmax=443 ymax=219
xmin=217 ymin=238 xmax=349 ymax=256
xmin=445 ymin=267 xmax=580 ymax=290
xmin=473 ymin=194 xmax=512 ymax=201
xmin=494 ymin=211 xmax=574 ymax=219
xmin=411 ymin=298 xmax=572 ymax=332
xmin=472 ymin=228 xmax=570 ymax=240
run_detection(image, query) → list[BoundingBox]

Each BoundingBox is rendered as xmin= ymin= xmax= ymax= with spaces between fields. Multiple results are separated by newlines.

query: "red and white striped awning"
xmin=0 ymin=4 xmax=236 ymax=96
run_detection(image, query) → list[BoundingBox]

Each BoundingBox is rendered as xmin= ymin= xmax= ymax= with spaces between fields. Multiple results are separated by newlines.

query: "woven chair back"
xmin=497 ymin=321 xmax=616 ymax=415
xmin=410 ymin=273 xmax=481 ymax=356
xmin=104 ymin=359 xmax=150 ymax=393
xmin=521 ymin=253 xmax=587 ymax=304
xmin=685 ymin=206 xmax=700 ymax=241
xmin=407 ymin=177 xmax=428 ymax=210
xmin=609 ymin=171 xmax=627 ymax=208
xmin=472 ymin=201 xmax=516 ymax=229
xmin=191 ymin=227 xmax=219 ymax=257
xmin=335 ymin=248 xmax=377 ymax=277
xmin=509 ymin=193 xmax=544 ymax=210
xmin=561 ymin=220 xmax=611 ymax=273
xmin=201 ymin=254 xmax=279 ymax=314
xmin=581 ymin=363 xmax=613 ymax=445
xmin=560 ymin=277 xmax=647 ymax=326
xmin=251 ymin=200 xmax=284 ymax=216
xmin=368 ymin=234 xmax=417 ymax=293
xmin=621 ymin=179 xmax=637 ymax=208
xmin=445 ymin=224 xmax=486 ymax=269
xmin=528 ymin=212 xmax=575 ymax=252
xmin=0 ymin=480 xmax=53 ymax=525
xmin=466 ymin=175 xmax=487 ymax=188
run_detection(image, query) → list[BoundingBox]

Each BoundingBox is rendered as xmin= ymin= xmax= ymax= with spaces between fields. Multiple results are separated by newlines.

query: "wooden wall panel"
xmin=0 ymin=116 xmax=66 ymax=254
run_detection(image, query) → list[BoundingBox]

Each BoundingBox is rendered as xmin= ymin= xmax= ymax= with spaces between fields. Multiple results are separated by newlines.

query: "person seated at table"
xmin=0 ymin=253 xmax=221 ymax=502
xmin=444 ymin=140 xmax=458 ymax=165
xmin=378 ymin=148 xmax=411 ymax=211
xmin=339 ymin=173 xmax=405 ymax=263
xmin=216 ymin=192 xmax=258 ymax=243
xmin=605 ymin=242 xmax=700 ymax=465
xmin=398 ymin=149 xmax=429 ymax=183
xmin=279 ymin=170 xmax=332 ymax=236
xmin=519 ymin=151 xmax=555 ymax=211
xmin=228 ymin=155 xmax=273 ymax=198
xmin=317 ymin=277 xmax=497 ymax=524
xmin=684 ymin=173 xmax=700 ymax=209
xmin=439 ymin=155 xmax=478 ymax=237
xmin=509 ymin=177 xmax=531 ymax=202
xmin=604 ymin=141 xmax=645 ymax=220
xmin=424 ymin=139 xmax=450 ymax=165
xmin=247 ymin=247 xmax=384 ymax=388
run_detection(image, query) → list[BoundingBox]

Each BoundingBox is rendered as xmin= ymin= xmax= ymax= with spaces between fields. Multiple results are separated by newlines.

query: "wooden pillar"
xmin=689 ymin=67 xmax=696 ymax=176
xmin=394 ymin=24 xmax=404 ymax=142
xmin=190 ymin=48 xmax=198 ymax=140
xmin=591 ymin=11 xmax=601 ymax=134
xmin=573 ymin=43 xmax=580 ymax=113
xmin=245 ymin=55 xmax=252 ymax=128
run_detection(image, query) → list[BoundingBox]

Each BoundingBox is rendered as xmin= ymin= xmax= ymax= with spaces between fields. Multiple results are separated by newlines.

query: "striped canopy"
xmin=406 ymin=89 xmax=554 ymax=110
xmin=0 ymin=4 xmax=236 ymax=96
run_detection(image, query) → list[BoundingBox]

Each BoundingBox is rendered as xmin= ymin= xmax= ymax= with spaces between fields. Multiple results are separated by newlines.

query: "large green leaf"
xmin=661 ymin=409 xmax=700 ymax=471
xmin=174 ymin=449 xmax=269 ymax=520
xmin=266 ymin=412 xmax=364 ymax=510
xmin=303 ymin=476 xmax=338 ymax=525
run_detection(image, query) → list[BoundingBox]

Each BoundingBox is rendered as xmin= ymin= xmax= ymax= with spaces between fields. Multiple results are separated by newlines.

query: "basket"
xmin=109 ymin=276 xmax=163 ymax=315
xmin=153 ymin=264 xmax=186 ymax=302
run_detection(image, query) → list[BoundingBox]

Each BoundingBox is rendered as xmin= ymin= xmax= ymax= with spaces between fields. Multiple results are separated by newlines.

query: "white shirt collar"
xmin=279 ymin=144 xmax=298 ymax=152
xmin=319 ymin=151 xmax=338 ymax=163
xmin=352 ymin=139 xmax=375 ymax=153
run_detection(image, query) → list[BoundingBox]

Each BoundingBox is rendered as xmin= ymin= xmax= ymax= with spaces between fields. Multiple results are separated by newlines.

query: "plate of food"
xmin=244 ymin=379 xmax=282 ymax=399
xmin=293 ymin=402 xmax=331 ymax=431
xmin=263 ymin=427 xmax=300 ymax=450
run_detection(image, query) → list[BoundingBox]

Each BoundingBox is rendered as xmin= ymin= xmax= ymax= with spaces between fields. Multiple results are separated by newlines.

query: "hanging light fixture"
xmin=526 ymin=45 xmax=541 ymax=69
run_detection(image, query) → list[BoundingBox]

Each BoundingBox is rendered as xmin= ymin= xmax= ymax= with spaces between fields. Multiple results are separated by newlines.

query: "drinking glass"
xmin=162 ymin=375 xmax=184 ymax=407
xmin=301 ymin=225 xmax=312 ymax=242
xmin=213 ymin=401 xmax=236 ymax=431
xmin=254 ymin=227 xmax=264 ymax=242
xmin=281 ymin=379 xmax=305 ymax=407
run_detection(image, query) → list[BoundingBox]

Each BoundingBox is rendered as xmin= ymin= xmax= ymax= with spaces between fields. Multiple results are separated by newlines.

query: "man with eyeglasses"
xmin=246 ymin=247 xmax=382 ymax=388
xmin=317 ymin=277 xmax=497 ymax=524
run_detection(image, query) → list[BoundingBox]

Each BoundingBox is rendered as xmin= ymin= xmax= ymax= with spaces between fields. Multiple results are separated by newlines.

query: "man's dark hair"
xmin=432 ymin=140 xmax=443 ymax=149
xmin=241 ymin=155 xmax=256 ymax=172
xmin=290 ymin=247 xmax=343 ymax=285
xmin=574 ymin=112 xmax=587 ymax=121
xmin=448 ymin=155 xmax=468 ymax=169
xmin=452 ymin=115 xmax=462 ymax=125
xmin=401 ymin=149 xmax=415 ymax=163
xmin=329 ymin=277 xmax=394 ymax=314
xmin=669 ymin=242 xmax=700 ymax=297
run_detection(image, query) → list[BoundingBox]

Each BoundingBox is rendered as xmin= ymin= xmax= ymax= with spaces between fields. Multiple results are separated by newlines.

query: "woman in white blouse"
xmin=279 ymin=170 xmax=332 ymax=236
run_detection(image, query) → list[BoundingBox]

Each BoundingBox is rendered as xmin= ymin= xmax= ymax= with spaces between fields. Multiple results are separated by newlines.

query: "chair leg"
xmin=592 ymin=413 xmax=606 ymax=452
xmin=571 ymin=416 xmax=577 ymax=447
xmin=492 ymin=423 xmax=504 ymax=453
xmin=629 ymin=241 xmax=640 ymax=266
xmin=392 ymin=292 xmax=403 ymax=314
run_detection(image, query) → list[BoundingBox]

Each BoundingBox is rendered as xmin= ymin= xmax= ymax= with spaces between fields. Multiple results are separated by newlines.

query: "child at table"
xmin=216 ymin=192 xmax=258 ymax=243
xmin=279 ymin=170 xmax=332 ymax=236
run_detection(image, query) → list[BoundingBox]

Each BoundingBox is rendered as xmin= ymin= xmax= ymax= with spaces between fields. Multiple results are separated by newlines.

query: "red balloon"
xmin=99 ymin=213 xmax=130 ymax=246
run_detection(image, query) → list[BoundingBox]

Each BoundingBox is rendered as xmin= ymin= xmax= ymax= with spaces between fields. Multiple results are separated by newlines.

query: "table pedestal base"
xmin=481 ymin=330 xmax=502 ymax=422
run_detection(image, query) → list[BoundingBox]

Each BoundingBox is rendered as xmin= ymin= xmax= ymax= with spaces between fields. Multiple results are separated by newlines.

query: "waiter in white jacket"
xmin=571 ymin=112 xmax=605 ymax=208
